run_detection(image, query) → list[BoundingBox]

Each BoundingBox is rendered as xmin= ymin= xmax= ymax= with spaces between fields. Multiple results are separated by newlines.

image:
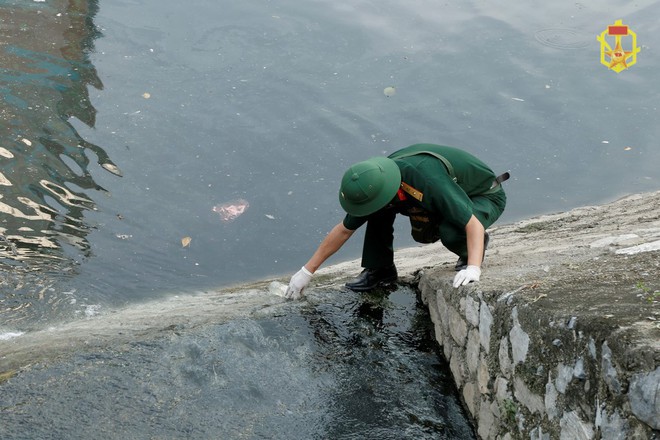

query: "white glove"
xmin=453 ymin=265 xmax=481 ymax=288
xmin=285 ymin=266 xmax=313 ymax=300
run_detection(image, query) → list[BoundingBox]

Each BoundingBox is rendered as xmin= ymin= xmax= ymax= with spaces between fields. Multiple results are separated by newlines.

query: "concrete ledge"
xmin=418 ymin=191 xmax=660 ymax=439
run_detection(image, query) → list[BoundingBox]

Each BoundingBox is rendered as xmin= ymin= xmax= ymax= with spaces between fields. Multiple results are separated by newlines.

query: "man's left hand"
xmin=453 ymin=265 xmax=481 ymax=288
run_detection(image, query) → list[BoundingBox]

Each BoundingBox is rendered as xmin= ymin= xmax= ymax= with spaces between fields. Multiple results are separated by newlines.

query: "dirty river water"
xmin=1 ymin=286 xmax=475 ymax=439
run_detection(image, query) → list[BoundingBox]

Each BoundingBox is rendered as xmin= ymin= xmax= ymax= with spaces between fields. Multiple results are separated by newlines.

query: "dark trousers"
xmin=360 ymin=188 xmax=506 ymax=269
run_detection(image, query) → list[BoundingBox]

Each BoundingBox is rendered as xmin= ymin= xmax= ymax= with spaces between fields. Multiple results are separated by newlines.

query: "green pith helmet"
xmin=338 ymin=157 xmax=401 ymax=217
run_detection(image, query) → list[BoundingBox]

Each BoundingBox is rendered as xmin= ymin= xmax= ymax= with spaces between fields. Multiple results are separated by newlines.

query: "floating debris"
xmin=624 ymin=146 xmax=632 ymax=151
xmin=213 ymin=199 xmax=249 ymax=222
xmin=181 ymin=236 xmax=192 ymax=247
xmin=142 ymin=92 xmax=151 ymax=99
xmin=383 ymin=86 xmax=396 ymax=97
xmin=265 ymin=214 xmax=275 ymax=220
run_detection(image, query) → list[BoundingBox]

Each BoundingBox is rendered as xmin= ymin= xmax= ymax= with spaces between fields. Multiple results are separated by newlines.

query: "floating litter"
xmin=213 ymin=199 xmax=249 ymax=222
xmin=383 ymin=86 xmax=396 ymax=97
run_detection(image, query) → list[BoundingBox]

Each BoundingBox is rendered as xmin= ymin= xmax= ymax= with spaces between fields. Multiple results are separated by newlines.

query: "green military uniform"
xmin=342 ymin=144 xmax=507 ymax=269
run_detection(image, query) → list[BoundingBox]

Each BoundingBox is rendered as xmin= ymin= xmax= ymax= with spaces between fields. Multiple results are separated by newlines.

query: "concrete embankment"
xmin=412 ymin=191 xmax=659 ymax=439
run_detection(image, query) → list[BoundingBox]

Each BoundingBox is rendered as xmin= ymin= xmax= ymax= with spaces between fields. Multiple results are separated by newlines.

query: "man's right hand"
xmin=285 ymin=266 xmax=313 ymax=300
xmin=453 ymin=265 xmax=481 ymax=287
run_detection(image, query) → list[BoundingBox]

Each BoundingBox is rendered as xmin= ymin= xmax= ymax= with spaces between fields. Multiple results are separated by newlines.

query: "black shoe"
xmin=455 ymin=232 xmax=490 ymax=271
xmin=345 ymin=264 xmax=398 ymax=292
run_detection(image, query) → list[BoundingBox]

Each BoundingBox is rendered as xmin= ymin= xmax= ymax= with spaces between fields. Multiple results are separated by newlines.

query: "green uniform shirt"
xmin=343 ymin=144 xmax=498 ymax=230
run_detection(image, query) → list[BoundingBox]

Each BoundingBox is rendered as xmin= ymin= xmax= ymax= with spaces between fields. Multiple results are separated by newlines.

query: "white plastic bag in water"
xmin=213 ymin=199 xmax=249 ymax=223
xmin=268 ymin=281 xmax=288 ymax=297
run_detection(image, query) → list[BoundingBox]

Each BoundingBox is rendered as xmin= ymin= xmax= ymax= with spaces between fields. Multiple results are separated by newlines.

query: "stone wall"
xmin=419 ymin=275 xmax=658 ymax=439
xmin=415 ymin=191 xmax=660 ymax=439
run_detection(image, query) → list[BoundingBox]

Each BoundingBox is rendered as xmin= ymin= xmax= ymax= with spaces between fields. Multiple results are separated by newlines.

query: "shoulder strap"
xmin=390 ymin=150 xmax=457 ymax=183
xmin=400 ymin=182 xmax=423 ymax=202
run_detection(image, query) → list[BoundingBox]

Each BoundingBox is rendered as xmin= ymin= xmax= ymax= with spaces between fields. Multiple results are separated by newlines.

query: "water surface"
xmin=0 ymin=287 xmax=475 ymax=439
xmin=1 ymin=0 xmax=659 ymax=324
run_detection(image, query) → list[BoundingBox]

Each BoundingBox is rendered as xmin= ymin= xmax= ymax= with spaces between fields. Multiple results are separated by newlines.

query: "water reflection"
xmin=0 ymin=1 xmax=119 ymax=321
